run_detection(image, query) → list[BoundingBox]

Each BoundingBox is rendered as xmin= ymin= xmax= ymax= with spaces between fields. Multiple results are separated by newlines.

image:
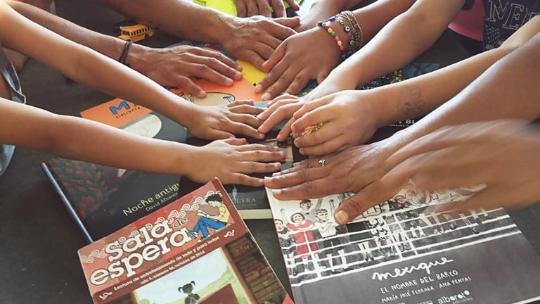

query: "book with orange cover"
xmin=78 ymin=179 xmax=292 ymax=304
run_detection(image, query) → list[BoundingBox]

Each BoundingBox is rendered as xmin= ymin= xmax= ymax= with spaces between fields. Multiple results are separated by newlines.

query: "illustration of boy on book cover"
xmin=78 ymin=179 xmax=291 ymax=304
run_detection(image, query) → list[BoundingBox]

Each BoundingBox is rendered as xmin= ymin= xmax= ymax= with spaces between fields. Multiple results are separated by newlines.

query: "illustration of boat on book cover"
xmin=78 ymin=179 xmax=292 ymax=304
xmin=266 ymin=184 xmax=540 ymax=304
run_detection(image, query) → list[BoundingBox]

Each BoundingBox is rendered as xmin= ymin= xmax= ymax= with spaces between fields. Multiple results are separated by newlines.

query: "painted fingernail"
xmin=335 ymin=211 xmax=348 ymax=224
xmin=262 ymin=93 xmax=271 ymax=100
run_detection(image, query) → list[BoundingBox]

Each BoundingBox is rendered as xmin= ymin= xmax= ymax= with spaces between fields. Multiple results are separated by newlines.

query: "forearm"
xmin=95 ymin=0 xmax=232 ymax=44
xmin=391 ymin=33 xmax=540 ymax=150
xmin=299 ymin=0 xmax=357 ymax=30
xmin=0 ymin=4 xmax=195 ymax=126
xmin=328 ymin=0 xmax=463 ymax=89
xmin=7 ymin=0 xmax=126 ymax=60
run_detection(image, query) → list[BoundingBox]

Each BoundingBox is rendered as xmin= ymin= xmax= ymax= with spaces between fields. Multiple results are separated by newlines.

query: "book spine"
xmin=41 ymin=162 xmax=93 ymax=243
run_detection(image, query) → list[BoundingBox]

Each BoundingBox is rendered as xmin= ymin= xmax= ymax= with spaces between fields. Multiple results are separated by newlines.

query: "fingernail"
xmin=225 ymin=78 xmax=234 ymax=86
xmin=258 ymin=133 xmax=265 ymax=139
xmin=299 ymin=148 xmax=305 ymax=155
xmin=255 ymin=85 xmax=263 ymax=92
xmin=335 ymin=211 xmax=348 ymax=224
xmin=274 ymin=162 xmax=282 ymax=169
xmin=262 ymin=93 xmax=271 ymax=100
xmin=234 ymin=72 xmax=242 ymax=80
xmin=272 ymin=189 xmax=282 ymax=196
xmin=198 ymin=91 xmax=207 ymax=98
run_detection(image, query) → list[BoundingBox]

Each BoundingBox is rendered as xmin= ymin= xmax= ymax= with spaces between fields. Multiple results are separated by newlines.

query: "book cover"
xmin=266 ymin=185 xmax=540 ymax=304
xmin=78 ymin=179 xmax=292 ymax=304
xmin=43 ymin=99 xmax=186 ymax=241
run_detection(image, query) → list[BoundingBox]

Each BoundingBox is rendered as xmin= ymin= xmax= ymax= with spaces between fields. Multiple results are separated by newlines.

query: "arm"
xmin=296 ymin=0 xmax=364 ymax=32
xmin=6 ymin=0 xmax=242 ymax=97
xmin=0 ymin=2 xmax=262 ymax=139
xmin=303 ymin=0 xmax=465 ymax=101
xmin=256 ymin=0 xmax=416 ymax=99
xmin=0 ymin=100 xmax=285 ymax=186
xmin=94 ymin=0 xmax=299 ymax=69
xmin=335 ymin=31 xmax=540 ymax=223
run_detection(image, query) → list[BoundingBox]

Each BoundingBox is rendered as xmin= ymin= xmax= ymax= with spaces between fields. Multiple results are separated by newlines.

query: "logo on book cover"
xmin=108 ymin=100 xmax=130 ymax=115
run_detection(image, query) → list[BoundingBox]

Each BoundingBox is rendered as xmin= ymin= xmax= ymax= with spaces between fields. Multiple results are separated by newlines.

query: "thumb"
xmin=317 ymin=71 xmax=329 ymax=84
xmin=334 ymin=182 xmax=393 ymax=225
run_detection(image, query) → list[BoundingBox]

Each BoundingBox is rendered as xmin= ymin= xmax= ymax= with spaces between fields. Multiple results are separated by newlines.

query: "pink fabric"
xmin=449 ymin=0 xmax=484 ymax=41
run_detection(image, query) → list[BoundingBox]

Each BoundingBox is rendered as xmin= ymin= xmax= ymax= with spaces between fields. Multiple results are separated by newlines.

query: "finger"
xmin=247 ymin=0 xmax=259 ymax=16
xmin=272 ymin=178 xmax=337 ymax=200
xmin=207 ymin=129 xmax=234 ymax=140
xmin=334 ymin=181 xmax=395 ymax=224
xmin=225 ymin=120 xmax=265 ymax=139
xmin=285 ymin=72 xmax=310 ymax=96
xmin=254 ymin=42 xmax=275 ymax=60
xmin=271 ymin=17 xmax=300 ymax=39
xmin=241 ymin=50 xmax=266 ymax=70
xmin=256 ymin=97 xmax=295 ymax=121
xmin=223 ymin=137 xmax=248 ymax=145
xmin=176 ymin=76 xmax=206 ymax=98
xmin=237 ymin=161 xmax=282 ymax=174
xmin=238 ymin=143 xmax=280 ymax=151
xmin=294 ymin=120 xmax=338 ymax=148
xmin=260 ymin=41 xmax=286 ymax=74
xmin=199 ymin=48 xmax=242 ymax=72
xmin=292 ymin=97 xmax=331 ymax=120
xmin=285 ymin=0 xmax=300 ymax=10
xmin=256 ymin=0 xmax=272 ymax=17
xmin=235 ymin=0 xmax=247 ymax=17
xmin=229 ymin=100 xmax=255 ymax=106
xmin=192 ymin=63 xmax=234 ymax=87
xmin=193 ymin=54 xmax=242 ymax=81
xmin=258 ymin=103 xmax=299 ymax=133
xmin=291 ymin=105 xmax=332 ymax=136
xmin=263 ymin=64 xmax=299 ymax=100
xmin=227 ymin=173 xmax=264 ymax=187
xmin=229 ymin=104 xmax=264 ymax=115
xmin=299 ymin=135 xmax=348 ymax=156
xmin=270 ymin=0 xmax=286 ymax=17
xmin=425 ymin=189 xmax=497 ymax=215
xmin=267 ymin=93 xmax=296 ymax=107
xmin=317 ymin=70 xmax=330 ymax=84
xmin=276 ymin=117 xmax=294 ymax=141
xmin=229 ymin=113 xmax=262 ymax=128
xmin=257 ymin=61 xmax=288 ymax=98
xmin=265 ymin=166 xmax=329 ymax=188
xmin=240 ymin=150 xmax=286 ymax=162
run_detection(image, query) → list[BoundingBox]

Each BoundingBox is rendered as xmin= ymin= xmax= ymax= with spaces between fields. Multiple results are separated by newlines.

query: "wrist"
xmin=171 ymin=143 xmax=199 ymax=175
xmin=126 ymin=43 xmax=153 ymax=73
xmin=212 ymin=15 xmax=237 ymax=44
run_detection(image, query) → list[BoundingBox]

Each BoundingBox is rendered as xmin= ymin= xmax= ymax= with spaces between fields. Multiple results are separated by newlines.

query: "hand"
xmin=235 ymin=0 xmax=299 ymax=18
xmin=257 ymin=94 xmax=303 ymax=141
xmin=265 ymin=138 xmax=397 ymax=200
xmin=290 ymin=90 xmax=389 ymax=156
xmin=301 ymin=72 xmax=357 ymax=102
xmin=129 ymin=45 xmax=242 ymax=98
xmin=221 ymin=16 xmax=299 ymax=69
xmin=255 ymin=27 xmax=340 ymax=99
xmin=184 ymin=101 xmax=265 ymax=140
xmin=188 ymin=138 xmax=285 ymax=186
xmin=333 ymin=121 xmax=540 ymax=224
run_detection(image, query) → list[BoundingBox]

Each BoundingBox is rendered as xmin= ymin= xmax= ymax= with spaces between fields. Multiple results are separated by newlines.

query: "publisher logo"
xmin=224 ymin=230 xmax=235 ymax=238
xmin=438 ymin=290 xmax=472 ymax=304
xmin=109 ymin=101 xmax=130 ymax=115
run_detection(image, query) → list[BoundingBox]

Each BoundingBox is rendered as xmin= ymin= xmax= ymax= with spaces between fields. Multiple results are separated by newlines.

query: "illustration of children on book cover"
xmin=79 ymin=180 xmax=291 ymax=304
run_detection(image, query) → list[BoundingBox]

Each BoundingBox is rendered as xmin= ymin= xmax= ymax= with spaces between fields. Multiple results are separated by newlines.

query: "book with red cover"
xmin=78 ymin=179 xmax=292 ymax=304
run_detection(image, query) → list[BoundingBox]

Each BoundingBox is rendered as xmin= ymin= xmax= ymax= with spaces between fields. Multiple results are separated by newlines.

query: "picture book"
xmin=78 ymin=179 xmax=293 ymax=304
xmin=266 ymin=184 xmax=540 ymax=304
xmin=42 ymin=99 xmax=186 ymax=241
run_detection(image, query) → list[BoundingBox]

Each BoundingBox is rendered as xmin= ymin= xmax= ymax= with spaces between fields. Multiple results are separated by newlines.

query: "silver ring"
xmin=319 ymin=159 xmax=326 ymax=167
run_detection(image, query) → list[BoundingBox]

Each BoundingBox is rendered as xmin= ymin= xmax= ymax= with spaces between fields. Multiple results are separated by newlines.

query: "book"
xmin=196 ymin=0 xmax=303 ymax=16
xmin=266 ymin=184 xmax=540 ymax=304
xmin=78 ymin=179 xmax=293 ymax=304
xmin=42 ymin=99 xmax=186 ymax=242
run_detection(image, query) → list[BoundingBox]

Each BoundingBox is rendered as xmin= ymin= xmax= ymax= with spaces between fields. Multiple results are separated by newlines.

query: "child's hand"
xmin=129 ymin=45 xmax=242 ymax=98
xmin=257 ymin=94 xmax=303 ymax=141
xmin=291 ymin=90 xmax=387 ymax=156
xmin=185 ymin=102 xmax=265 ymax=140
xmin=188 ymin=138 xmax=286 ymax=186
xmin=255 ymin=28 xmax=341 ymax=99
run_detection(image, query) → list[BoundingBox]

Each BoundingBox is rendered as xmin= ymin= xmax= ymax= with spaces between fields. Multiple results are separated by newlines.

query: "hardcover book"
xmin=266 ymin=185 xmax=540 ymax=304
xmin=78 ymin=179 xmax=292 ymax=304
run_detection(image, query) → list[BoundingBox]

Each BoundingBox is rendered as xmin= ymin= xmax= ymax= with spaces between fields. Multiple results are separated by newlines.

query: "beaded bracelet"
xmin=341 ymin=11 xmax=364 ymax=50
xmin=317 ymin=18 xmax=347 ymax=53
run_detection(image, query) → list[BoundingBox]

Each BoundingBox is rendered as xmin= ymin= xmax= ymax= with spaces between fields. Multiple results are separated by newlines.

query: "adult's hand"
xmin=129 ymin=45 xmax=242 ymax=98
xmin=333 ymin=121 xmax=540 ymax=224
xmin=235 ymin=0 xmax=299 ymax=18
xmin=255 ymin=27 xmax=341 ymax=99
xmin=221 ymin=16 xmax=299 ymax=69
xmin=189 ymin=138 xmax=285 ymax=186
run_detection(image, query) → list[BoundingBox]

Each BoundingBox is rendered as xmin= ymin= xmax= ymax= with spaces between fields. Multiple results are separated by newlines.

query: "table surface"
xmin=1 ymin=1 xmax=539 ymax=303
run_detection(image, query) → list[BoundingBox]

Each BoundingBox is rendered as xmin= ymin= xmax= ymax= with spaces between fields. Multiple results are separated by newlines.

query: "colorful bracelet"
xmin=317 ymin=18 xmax=347 ymax=53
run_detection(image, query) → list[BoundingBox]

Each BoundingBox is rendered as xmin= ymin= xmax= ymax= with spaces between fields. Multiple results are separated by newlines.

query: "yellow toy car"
xmin=118 ymin=24 xmax=155 ymax=42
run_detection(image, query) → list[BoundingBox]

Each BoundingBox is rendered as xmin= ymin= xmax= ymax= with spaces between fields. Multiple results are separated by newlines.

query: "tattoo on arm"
xmin=399 ymin=86 xmax=424 ymax=118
